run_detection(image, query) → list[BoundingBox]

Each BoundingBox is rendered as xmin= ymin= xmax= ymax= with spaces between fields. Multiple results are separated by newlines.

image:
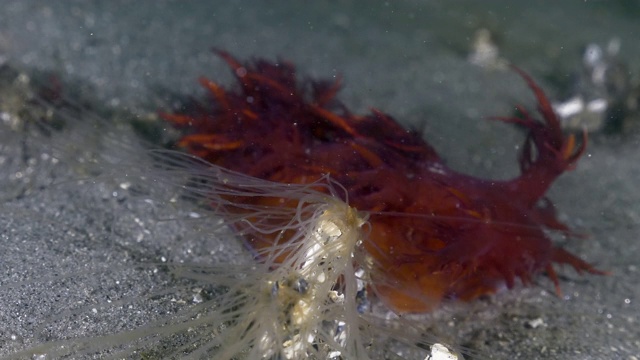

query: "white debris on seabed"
xmin=553 ymin=38 xmax=640 ymax=133
xmin=426 ymin=343 xmax=460 ymax=360
xmin=467 ymin=28 xmax=508 ymax=70
xmin=524 ymin=317 xmax=546 ymax=329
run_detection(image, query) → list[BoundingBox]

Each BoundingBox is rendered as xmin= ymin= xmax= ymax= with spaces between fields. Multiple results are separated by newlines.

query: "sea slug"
xmin=162 ymin=50 xmax=607 ymax=313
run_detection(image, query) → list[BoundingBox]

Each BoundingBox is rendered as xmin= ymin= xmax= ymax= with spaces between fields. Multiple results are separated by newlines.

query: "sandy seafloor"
xmin=1 ymin=1 xmax=639 ymax=359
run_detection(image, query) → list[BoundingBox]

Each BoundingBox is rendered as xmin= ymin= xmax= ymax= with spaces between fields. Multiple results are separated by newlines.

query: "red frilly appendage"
xmin=162 ymin=50 xmax=607 ymax=313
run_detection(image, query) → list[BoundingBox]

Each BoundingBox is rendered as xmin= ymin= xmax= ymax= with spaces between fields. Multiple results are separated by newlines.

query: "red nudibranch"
xmin=161 ymin=50 xmax=607 ymax=313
